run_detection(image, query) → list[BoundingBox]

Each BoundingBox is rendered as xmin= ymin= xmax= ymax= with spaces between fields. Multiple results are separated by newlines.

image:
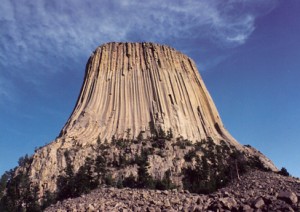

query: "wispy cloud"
xmin=0 ymin=0 xmax=278 ymax=99
xmin=0 ymin=77 xmax=16 ymax=104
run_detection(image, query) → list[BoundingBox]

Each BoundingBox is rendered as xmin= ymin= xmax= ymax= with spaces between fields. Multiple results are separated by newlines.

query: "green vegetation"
xmin=0 ymin=133 xmax=271 ymax=210
xmin=183 ymin=149 xmax=197 ymax=162
xmin=278 ymin=167 xmax=290 ymax=176
xmin=155 ymin=170 xmax=176 ymax=190
xmin=122 ymin=174 xmax=136 ymax=188
xmin=0 ymin=155 xmax=42 ymax=212
xmin=173 ymin=138 xmax=193 ymax=149
xmin=57 ymin=154 xmax=100 ymax=200
xmin=0 ymin=172 xmax=9 ymax=200
xmin=54 ymin=144 xmax=177 ymax=202
xmin=182 ymin=139 xmax=268 ymax=194
xmin=182 ymin=139 xmax=231 ymax=194
xmin=119 ymin=150 xmax=176 ymax=190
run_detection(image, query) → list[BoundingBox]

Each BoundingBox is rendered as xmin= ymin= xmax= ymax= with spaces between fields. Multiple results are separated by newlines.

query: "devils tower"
xmin=61 ymin=42 xmax=236 ymax=144
xmin=0 ymin=43 xmax=278 ymax=210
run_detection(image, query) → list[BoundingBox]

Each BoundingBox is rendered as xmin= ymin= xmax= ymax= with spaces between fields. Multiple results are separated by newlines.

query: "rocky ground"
xmin=45 ymin=170 xmax=300 ymax=212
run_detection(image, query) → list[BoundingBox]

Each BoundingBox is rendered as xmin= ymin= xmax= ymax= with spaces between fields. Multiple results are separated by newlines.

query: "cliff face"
xmin=26 ymin=42 xmax=277 ymax=195
xmin=60 ymin=42 xmax=236 ymax=144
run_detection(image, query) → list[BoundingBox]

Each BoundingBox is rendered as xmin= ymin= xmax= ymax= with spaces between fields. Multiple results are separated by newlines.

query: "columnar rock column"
xmin=61 ymin=42 xmax=237 ymax=145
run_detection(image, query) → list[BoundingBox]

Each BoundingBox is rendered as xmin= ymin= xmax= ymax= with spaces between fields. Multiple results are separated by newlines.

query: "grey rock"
xmin=44 ymin=170 xmax=300 ymax=212
xmin=241 ymin=204 xmax=253 ymax=212
xmin=164 ymin=199 xmax=171 ymax=208
xmin=278 ymin=190 xmax=298 ymax=204
xmin=196 ymin=197 xmax=202 ymax=204
xmin=87 ymin=203 xmax=95 ymax=211
xmin=162 ymin=190 xmax=169 ymax=195
xmin=219 ymin=197 xmax=237 ymax=210
xmin=253 ymin=197 xmax=265 ymax=209
xmin=147 ymin=206 xmax=156 ymax=212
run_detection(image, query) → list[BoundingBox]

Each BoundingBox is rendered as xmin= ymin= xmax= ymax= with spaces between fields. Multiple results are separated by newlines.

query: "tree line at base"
xmin=0 ymin=133 xmax=289 ymax=212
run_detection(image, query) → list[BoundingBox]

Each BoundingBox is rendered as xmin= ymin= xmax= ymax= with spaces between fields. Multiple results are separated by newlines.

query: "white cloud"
xmin=0 ymin=0 xmax=278 ymax=95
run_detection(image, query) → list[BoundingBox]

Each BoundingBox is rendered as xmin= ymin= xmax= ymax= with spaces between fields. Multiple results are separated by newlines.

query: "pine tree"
xmin=95 ymin=155 xmax=107 ymax=184
xmin=0 ymin=171 xmax=10 ymax=199
xmin=137 ymin=150 xmax=154 ymax=189
xmin=74 ymin=157 xmax=95 ymax=195
xmin=57 ymin=157 xmax=75 ymax=200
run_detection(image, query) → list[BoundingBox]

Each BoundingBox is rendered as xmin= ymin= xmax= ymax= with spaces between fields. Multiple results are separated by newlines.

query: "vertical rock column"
xmin=61 ymin=42 xmax=237 ymax=145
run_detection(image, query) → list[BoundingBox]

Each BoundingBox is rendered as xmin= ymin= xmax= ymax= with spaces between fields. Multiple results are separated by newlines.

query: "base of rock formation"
xmin=45 ymin=170 xmax=300 ymax=212
xmin=30 ymin=135 xmax=277 ymax=195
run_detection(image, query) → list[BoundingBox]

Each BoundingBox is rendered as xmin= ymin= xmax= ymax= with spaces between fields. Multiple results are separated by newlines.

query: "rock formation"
xmin=5 ymin=42 xmax=278 ymax=203
xmin=61 ymin=42 xmax=237 ymax=144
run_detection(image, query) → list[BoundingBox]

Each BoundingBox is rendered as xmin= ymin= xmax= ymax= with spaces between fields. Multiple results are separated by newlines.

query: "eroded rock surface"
xmin=62 ymin=42 xmax=235 ymax=143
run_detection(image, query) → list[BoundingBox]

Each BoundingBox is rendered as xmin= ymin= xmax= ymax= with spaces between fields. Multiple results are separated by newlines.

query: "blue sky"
xmin=1 ymin=0 xmax=299 ymax=177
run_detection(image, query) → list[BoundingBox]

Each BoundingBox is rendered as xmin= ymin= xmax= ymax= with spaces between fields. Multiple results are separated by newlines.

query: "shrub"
xmin=157 ymin=127 xmax=167 ymax=139
xmin=18 ymin=154 xmax=32 ymax=167
xmin=41 ymin=191 xmax=56 ymax=210
xmin=166 ymin=128 xmax=173 ymax=140
xmin=57 ymin=162 xmax=76 ymax=200
xmin=136 ymin=152 xmax=155 ymax=189
xmin=123 ymin=174 xmax=136 ymax=188
xmin=183 ymin=156 xmax=221 ymax=194
xmin=95 ymin=155 xmax=107 ymax=183
xmin=151 ymin=139 xmax=166 ymax=149
xmin=104 ymin=174 xmax=115 ymax=186
xmin=184 ymin=150 xmax=197 ymax=162
xmin=116 ymin=178 xmax=124 ymax=189
xmin=0 ymin=171 xmax=10 ymax=199
xmin=173 ymin=139 xmax=193 ymax=149
xmin=155 ymin=170 xmax=176 ymax=190
xmin=114 ymin=138 xmax=127 ymax=149
xmin=137 ymin=132 xmax=144 ymax=142
xmin=248 ymin=156 xmax=269 ymax=171
xmin=0 ymin=168 xmax=40 ymax=211
xmin=278 ymin=167 xmax=290 ymax=176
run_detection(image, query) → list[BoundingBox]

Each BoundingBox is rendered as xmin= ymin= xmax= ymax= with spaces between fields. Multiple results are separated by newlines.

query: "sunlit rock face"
xmin=27 ymin=42 xmax=277 ymax=194
xmin=61 ymin=42 xmax=237 ymax=145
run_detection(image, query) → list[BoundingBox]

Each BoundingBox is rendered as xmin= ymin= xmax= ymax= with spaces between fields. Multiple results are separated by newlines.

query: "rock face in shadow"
xmin=61 ymin=42 xmax=237 ymax=144
xmin=25 ymin=42 xmax=277 ymax=195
